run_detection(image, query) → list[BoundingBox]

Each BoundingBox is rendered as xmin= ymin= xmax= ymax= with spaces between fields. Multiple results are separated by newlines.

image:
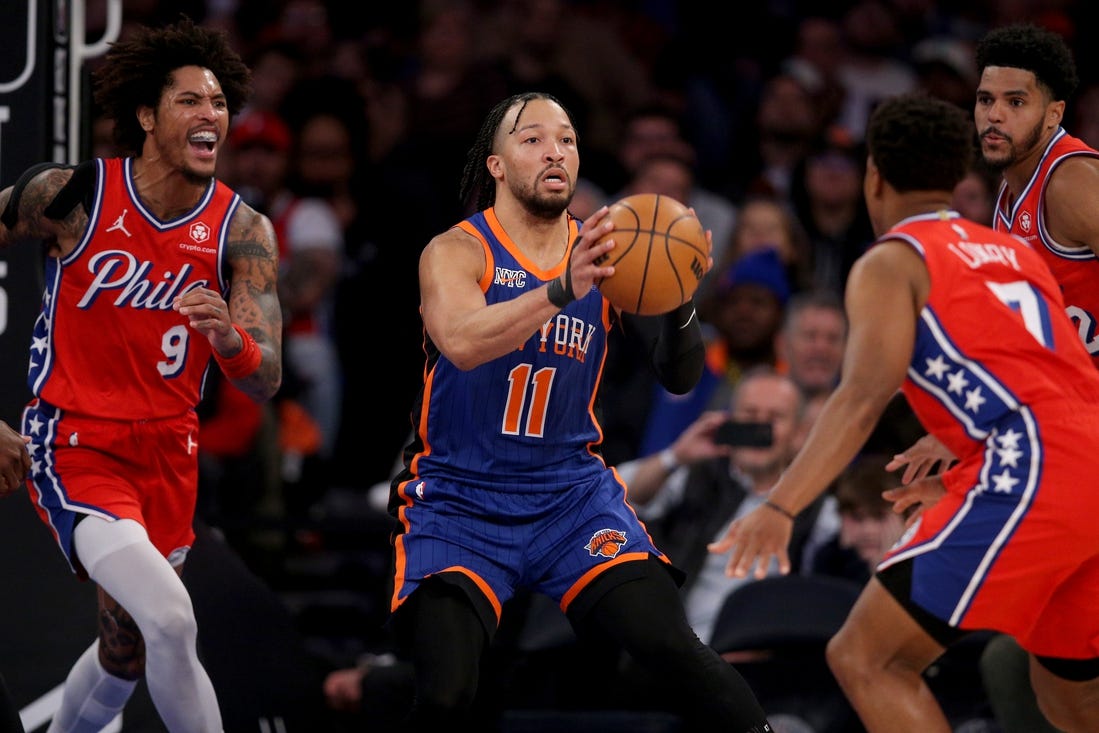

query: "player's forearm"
xmin=768 ymin=384 xmax=891 ymax=516
xmin=431 ymin=285 xmax=564 ymax=370
xmin=226 ymin=338 xmax=282 ymax=402
xmin=219 ymin=296 xmax=283 ymax=402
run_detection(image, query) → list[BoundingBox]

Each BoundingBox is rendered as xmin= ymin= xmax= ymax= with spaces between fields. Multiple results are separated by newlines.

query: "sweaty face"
xmin=975 ymin=66 xmax=1053 ymax=172
xmin=492 ymin=98 xmax=578 ymax=219
xmin=150 ymin=65 xmax=230 ymax=183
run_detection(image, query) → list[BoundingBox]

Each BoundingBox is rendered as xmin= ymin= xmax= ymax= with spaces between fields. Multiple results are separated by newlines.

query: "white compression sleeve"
xmin=47 ymin=641 xmax=136 ymax=733
xmin=69 ymin=517 xmax=223 ymax=733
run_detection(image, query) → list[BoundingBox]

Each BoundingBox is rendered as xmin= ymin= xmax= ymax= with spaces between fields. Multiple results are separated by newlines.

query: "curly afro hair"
xmin=92 ymin=15 xmax=252 ymax=156
xmin=867 ymin=93 xmax=974 ymax=193
xmin=975 ymin=23 xmax=1078 ymax=102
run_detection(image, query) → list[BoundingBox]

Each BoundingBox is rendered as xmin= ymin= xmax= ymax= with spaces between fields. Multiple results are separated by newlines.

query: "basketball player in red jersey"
xmin=979 ymin=24 xmax=1099 ymax=364
xmin=709 ymin=93 xmax=1099 ymax=732
xmin=890 ymin=24 xmax=1099 ymax=482
xmin=0 ymin=17 xmax=282 ymax=732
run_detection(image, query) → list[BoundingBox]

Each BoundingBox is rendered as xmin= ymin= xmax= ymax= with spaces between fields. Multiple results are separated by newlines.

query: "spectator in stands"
xmin=789 ymin=127 xmax=874 ymax=297
xmin=809 ymin=454 xmax=906 ymax=585
xmin=618 ymin=366 xmax=838 ymax=645
xmin=716 ymin=195 xmax=812 ymax=301
xmin=602 ymin=247 xmax=792 ymax=469
xmin=776 ymin=289 xmax=847 ymax=401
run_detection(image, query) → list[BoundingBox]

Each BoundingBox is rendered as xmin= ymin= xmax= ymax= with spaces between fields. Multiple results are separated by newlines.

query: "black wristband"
xmin=763 ymin=500 xmax=796 ymax=521
xmin=547 ymin=278 xmax=575 ymax=308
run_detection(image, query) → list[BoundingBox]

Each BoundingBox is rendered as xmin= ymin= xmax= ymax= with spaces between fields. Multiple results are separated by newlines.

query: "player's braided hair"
xmin=459 ymin=91 xmax=574 ymax=212
xmin=866 ymin=93 xmax=973 ymax=193
xmin=92 ymin=14 xmax=252 ymax=156
xmin=975 ymin=23 xmax=1078 ymax=103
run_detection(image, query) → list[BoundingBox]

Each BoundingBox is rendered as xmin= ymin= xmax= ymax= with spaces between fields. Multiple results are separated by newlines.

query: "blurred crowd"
xmin=80 ymin=0 xmax=1099 ymax=730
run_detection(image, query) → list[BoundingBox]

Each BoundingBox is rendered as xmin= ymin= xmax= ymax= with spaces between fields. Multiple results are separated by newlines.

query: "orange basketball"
xmin=593 ymin=193 xmax=709 ymax=315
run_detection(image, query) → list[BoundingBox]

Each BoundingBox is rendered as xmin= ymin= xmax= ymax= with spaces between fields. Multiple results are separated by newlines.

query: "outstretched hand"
xmin=707 ymin=502 xmax=792 ymax=579
xmin=882 ymin=475 xmax=945 ymax=528
xmin=885 ymin=433 xmax=955 ymax=485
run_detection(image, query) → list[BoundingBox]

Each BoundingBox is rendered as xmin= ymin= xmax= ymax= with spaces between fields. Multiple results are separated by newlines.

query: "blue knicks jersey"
xmin=406 ymin=208 xmax=613 ymax=492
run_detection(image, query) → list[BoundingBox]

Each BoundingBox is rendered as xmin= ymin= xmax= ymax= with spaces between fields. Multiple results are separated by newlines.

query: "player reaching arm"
xmin=707 ymin=238 xmax=921 ymax=577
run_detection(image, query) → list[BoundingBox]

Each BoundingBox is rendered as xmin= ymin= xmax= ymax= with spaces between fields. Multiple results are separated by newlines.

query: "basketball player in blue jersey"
xmin=386 ymin=91 xmax=774 ymax=732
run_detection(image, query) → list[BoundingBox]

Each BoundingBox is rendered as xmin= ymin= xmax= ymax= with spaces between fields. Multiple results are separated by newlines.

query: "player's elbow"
xmin=445 ymin=349 xmax=483 ymax=371
xmin=656 ymin=342 xmax=705 ymax=395
xmin=435 ymin=335 xmax=490 ymax=371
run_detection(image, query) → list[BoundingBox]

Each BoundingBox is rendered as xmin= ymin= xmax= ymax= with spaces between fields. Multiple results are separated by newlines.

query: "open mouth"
xmin=189 ymin=131 xmax=218 ymax=153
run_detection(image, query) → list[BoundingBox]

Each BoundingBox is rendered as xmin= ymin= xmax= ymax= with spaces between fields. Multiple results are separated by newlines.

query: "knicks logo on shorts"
xmin=586 ymin=528 xmax=627 ymax=558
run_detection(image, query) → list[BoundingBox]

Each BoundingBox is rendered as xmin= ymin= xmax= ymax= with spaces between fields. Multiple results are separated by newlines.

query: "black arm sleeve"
xmin=0 ymin=162 xmax=66 ymax=228
xmin=619 ymin=300 xmax=704 ymax=395
xmin=43 ymin=160 xmax=95 ymax=220
xmin=0 ymin=160 xmax=91 ymax=229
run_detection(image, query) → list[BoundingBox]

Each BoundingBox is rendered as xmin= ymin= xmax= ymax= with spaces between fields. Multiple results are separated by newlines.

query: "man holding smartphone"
xmin=617 ymin=365 xmax=838 ymax=644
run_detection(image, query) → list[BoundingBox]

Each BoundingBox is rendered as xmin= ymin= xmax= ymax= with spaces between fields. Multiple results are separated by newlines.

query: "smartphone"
xmin=715 ymin=420 xmax=773 ymax=448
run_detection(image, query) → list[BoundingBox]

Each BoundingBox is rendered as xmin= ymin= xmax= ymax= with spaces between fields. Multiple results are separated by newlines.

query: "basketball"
xmin=593 ymin=193 xmax=709 ymax=315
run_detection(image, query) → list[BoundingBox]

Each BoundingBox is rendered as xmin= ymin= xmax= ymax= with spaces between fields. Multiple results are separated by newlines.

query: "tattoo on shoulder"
xmin=227 ymin=207 xmax=278 ymax=261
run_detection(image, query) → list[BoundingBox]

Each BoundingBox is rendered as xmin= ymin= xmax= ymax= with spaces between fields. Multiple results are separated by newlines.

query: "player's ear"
xmin=1046 ymin=99 xmax=1065 ymax=129
xmin=137 ymin=106 xmax=155 ymax=133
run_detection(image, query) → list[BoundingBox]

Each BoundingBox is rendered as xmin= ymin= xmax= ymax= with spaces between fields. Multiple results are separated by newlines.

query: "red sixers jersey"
xmin=28 ymin=157 xmax=238 ymax=419
xmin=993 ymin=128 xmax=1099 ymax=367
xmin=879 ymin=211 xmax=1099 ymax=656
xmin=890 ymin=210 xmax=1099 ymax=460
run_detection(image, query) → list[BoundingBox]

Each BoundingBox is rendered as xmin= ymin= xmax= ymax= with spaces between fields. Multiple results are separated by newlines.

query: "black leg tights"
xmin=395 ymin=579 xmax=490 ymax=732
xmin=574 ymin=559 xmax=773 ymax=733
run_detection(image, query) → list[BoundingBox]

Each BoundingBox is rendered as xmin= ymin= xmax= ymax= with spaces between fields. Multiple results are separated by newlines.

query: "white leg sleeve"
xmin=69 ymin=517 xmax=223 ymax=733
xmin=47 ymin=641 xmax=136 ymax=733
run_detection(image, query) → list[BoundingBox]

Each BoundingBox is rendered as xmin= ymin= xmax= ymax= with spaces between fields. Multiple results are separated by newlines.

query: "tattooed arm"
xmin=220 ymin=203 xmax=282 ymax=401
xmin=0 ymin=165 xmax=88 ymax=257
xmin=175 ymin=202 xmax=283 ymax=402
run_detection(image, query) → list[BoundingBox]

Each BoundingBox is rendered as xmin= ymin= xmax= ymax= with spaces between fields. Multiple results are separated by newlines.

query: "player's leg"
xmin=1028 ymin=654 xmax=1099 ymax=732
xmin=72 ymin=516 xmax=221 ymax=733
xmin=571 ymin=556 xmax=772 ymax=733
xmin=1024 ymin=551 xmax=1099 ymax=732
xmin=47 ymin=639 xmax=136 ymax=733
xmin=980 ymin=634 xmax=1060 ymax=733
xmin=827 ymin=573 xmax=951 ymax=732
xmin=392 ymin=576 xmax=491 ymax=731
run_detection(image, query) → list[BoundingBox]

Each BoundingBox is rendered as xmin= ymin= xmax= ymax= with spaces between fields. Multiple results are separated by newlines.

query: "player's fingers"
xmin=707 ymin=535 xmax=732 ymax=556
xmin=776 ymin=549 xmax=791 ymax=576
xmin=753 ymin=555 xmax=773 ymax=580
xmin=900 ymin=458 xmax=934 ymax=484
xmin=883 ymin=485 xmax=920 ymax=515
xmin=731 ymin=541 xmax=759 ymax=578
xmin=884 ymin=455 xmax=907 ymax=472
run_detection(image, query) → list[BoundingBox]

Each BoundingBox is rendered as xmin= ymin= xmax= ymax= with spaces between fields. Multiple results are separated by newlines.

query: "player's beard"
xmin=511 ymin=178 xmax=573 ymax=220
xmin=981 ymin=118 xmax=1044 ymax=172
